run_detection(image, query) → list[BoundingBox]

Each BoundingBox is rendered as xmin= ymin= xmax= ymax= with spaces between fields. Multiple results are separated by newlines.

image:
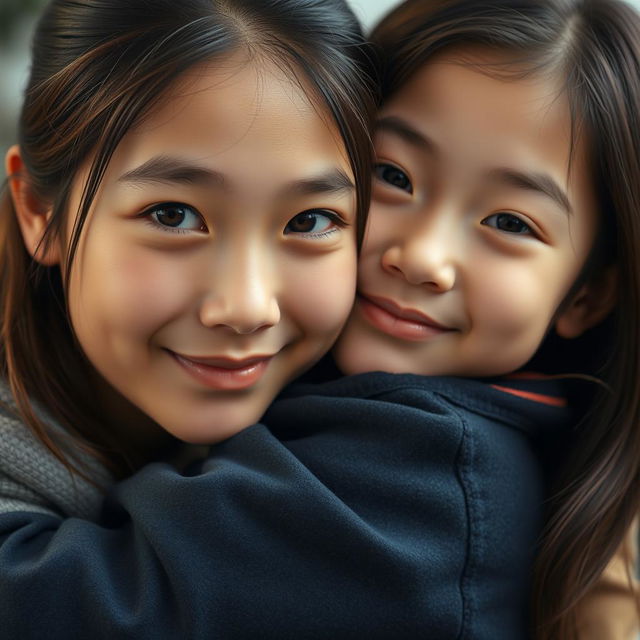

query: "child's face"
xmin=65 ymin=57 xmax=357 ymax=443
xmin=334 ymin=49 xmax=599 ymax=378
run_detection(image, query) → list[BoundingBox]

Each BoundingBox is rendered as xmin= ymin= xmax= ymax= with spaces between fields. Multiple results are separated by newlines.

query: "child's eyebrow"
xmin=118 ymin=155 xmax=224 ymax=187
xmin=285 ymin=170 xmax=355 ymax=197
xmin=375 ymin=116 xmax=433 ymax=152
xmin=376 ymin=117 xmax=572 ymax=216
xmin=117 ymin=155 xmax=354 ymax=196
xmin=488 ymin=168 xmax=572 ymax=216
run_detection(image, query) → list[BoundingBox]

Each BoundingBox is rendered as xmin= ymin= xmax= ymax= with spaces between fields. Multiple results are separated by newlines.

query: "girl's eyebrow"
xmin=118 ymin=155 xmax=225 ymax=187
xmin=377 ymin=117 xmax=571 ymax=216
xmin=375 ymin=116 xmax=434 ymax=152
xmin=489 ymin=168 xmax=572 ymax=216
xmin=285 ymin=169 xmax=355 ymax=196
xmin=117 ymin=154 xmax=354 ymax=196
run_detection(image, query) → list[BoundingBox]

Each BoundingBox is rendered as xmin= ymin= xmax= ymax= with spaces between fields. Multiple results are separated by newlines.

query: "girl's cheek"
xmin=70 ymin=240 xmax=191 ymax=335
xmin=286 ymin=249 xmax=358 ymax=334
xmin=112 ymin=255 xmax=183 ymax=323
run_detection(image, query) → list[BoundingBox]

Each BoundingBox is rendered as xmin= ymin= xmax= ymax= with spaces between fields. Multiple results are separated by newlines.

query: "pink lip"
xmin=357 ymin=293 xmax=454 ymax=342
xmin=170 ymin=351 xmax=274 ymax=391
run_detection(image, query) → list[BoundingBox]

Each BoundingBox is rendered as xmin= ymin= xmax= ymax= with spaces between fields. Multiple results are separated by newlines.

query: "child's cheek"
xmin=68 ymin=235 xmax=190 ymax=368
xmin=284 ymin=249 xmax=358 ymax=339
xmin=465 ymin=260 xmax=561 ymax=372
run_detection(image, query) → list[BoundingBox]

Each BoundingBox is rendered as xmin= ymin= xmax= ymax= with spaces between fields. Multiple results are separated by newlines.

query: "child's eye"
xmin=144 ymin=203 xmax=207 ymax=233
xmin=284 ymin=210 xmax=345 ymax=237
xmin=481 ymin=212 xmax=533 ymax=235
xmin=374 ymin=163 xmax=413 ymax=193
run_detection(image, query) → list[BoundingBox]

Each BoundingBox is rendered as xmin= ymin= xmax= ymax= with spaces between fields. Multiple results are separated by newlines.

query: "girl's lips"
xmin=357 ymin=294 xmax=453 ymax=342
xmin=170 ymin=352 xmax=273 ymax=391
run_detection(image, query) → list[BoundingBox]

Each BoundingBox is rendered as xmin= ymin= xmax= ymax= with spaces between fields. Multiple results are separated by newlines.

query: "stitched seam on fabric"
xmin=454 ymin=408 xmax=477 ymax=640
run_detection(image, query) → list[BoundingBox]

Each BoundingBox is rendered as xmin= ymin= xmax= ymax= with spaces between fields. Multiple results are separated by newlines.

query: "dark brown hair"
xmin=370 ymin=0 xmax=640 ymax=637
xmin=0 ymin=0 xmax=376 ymax=478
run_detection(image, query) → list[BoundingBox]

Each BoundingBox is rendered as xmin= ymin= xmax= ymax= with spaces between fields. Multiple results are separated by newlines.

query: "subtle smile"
xmin=357 ymin=294 xmax=455 ymax=342
xmin=169 ymin=351 xmax=274 ymax=391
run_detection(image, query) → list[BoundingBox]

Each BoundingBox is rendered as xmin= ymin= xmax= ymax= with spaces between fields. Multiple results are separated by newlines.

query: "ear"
xmin=5 ymin=145 xmax=60 ymax=266
xmin=555 ymin=265 xmax=617 ymax=339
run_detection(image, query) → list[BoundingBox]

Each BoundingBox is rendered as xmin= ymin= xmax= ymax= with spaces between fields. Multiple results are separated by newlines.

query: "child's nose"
xmin=198 ymin=249 xmax=281 ymax=334
xmin=380 ymin=218 xmax=457 ymax=292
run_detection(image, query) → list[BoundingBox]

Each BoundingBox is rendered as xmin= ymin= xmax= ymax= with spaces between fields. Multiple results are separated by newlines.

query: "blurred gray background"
xmin=2 ymin=0 xmax=640 ymax=168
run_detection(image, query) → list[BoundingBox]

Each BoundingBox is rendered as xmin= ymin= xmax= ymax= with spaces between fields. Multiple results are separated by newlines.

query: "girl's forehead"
xmin=133 ymin=55 xmax=320 ymax=136
xmin=70 ymin=55 xmax=345 ymax=193
xmin=382 ymin=48 xmax=584 ymax=179
xmin=391 ymin=47 xmax=566 ymax=117
xmin=66 ymin=55 xmax=352 ymax=230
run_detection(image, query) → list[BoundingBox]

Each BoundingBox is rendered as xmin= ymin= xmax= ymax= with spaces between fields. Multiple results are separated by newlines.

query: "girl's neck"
xmin=90 ymin=368 xmax=179 ymax=473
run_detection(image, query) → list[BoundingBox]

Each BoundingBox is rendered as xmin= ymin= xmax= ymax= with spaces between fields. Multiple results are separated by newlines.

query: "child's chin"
xmin=163 ymin=406 xmax=266 ymax=446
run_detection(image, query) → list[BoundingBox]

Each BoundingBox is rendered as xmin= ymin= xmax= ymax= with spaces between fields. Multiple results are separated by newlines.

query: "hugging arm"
xmin=0 ymin=423 xmax=461 ymax=639
xmin=0 ymin=374 xmax=550 ymax=639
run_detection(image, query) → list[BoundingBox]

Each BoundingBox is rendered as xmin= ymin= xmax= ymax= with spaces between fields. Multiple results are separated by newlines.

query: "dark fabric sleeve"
xmin=0 ymin=419 xmax=468 ymax=640
xmin=0 ymin=375 xmax=546 ymax=640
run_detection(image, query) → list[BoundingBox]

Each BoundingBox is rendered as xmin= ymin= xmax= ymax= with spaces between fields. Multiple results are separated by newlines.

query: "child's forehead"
xmin=378 ymin=47 xmax=583 ymax=175
xmin=133 ymin=55 xmax=321 ymax=136
xmin=389 ymin=46 xmax=566 ymax=116
xmin=66 ymin=54 xmax=352 ymax=219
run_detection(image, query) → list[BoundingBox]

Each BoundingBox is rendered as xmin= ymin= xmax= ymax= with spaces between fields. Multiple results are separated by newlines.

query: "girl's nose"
xmin=380 ymin=220 xmax=456 ymax=292
xmin=199 ymin=251 xmax=281 ymax=334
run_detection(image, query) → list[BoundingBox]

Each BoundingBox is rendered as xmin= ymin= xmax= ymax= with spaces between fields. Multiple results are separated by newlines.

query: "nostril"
xmin=198 ymin=292 xmax=281 ymax=334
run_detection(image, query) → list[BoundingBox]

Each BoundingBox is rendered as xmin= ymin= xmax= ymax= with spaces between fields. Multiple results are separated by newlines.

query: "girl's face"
xmin=64 ymin=57 xmax=357 ymax=443
xmin=334 ymin=49 xmax=602 ymax=378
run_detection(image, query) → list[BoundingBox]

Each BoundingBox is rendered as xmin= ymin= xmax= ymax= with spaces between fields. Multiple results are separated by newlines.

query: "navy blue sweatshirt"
xmin=0 ymin=372 xmax=571 ymax=638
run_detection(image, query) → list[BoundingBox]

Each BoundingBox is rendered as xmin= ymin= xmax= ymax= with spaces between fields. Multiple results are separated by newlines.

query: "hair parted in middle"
xmin=0 ymin=0 xmax=378 ymax=478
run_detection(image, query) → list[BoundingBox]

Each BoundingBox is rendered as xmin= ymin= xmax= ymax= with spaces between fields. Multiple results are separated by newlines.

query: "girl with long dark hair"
xmin=329 ymin=0 xmax=640 ymax=636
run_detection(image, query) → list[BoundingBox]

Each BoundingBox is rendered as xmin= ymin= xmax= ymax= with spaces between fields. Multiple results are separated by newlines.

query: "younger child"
xmin=328 ymin=0 xmax=640 ymax=637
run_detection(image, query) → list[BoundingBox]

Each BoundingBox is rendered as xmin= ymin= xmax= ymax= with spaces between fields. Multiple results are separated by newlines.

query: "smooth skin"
xmin=334 ymin=48 xmax=616 ymax=378
xmin=8 ymin=55 xmax=358 ymax=445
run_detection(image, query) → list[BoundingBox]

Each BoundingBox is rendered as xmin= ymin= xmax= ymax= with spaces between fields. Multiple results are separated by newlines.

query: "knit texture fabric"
xmin=0 ymin=380 xmax=111 ymax=518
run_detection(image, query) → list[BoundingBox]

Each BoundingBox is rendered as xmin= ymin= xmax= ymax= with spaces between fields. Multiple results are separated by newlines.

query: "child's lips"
xmin=357 ymin=293 xmax=455 ymax=342
xmin=169 ymin=351 xmax=275 ymax=390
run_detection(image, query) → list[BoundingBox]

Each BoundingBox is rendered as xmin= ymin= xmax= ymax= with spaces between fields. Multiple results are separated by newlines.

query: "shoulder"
xmin=277 ymin=371 xmax=573 ymax=436
xmin=0 ymin=379 xmax=112 ymax=520
xmin=266 ymin=372 xmax=561 ymax=636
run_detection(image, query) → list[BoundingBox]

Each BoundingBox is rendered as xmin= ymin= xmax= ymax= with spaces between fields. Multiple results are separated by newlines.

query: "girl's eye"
xmin=145 ymin=203 xmax=206 ymax=233
xmin=284 ymin=210 xmax=343 ymax=237
xmin=482 ymin=212 xmax=533 ymax=235
xmin=374 ymin=163 xmax=413 ymax=193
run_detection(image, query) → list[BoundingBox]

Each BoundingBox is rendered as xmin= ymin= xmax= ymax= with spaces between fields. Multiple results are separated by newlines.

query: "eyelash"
xmin=481 ymin=212 xmax=536 ymax=237
xmin=372 ymin=161 xmax=541 ymax=238
xmin=374 ymin=162 xmax=413 ymax=194
xmin=138 ymin=203 xmax=347 ymax=239
xmin=140 ymin=202 xmax=207 ymax=234
xmin=284 ymin=209 xmax=348 ymax=239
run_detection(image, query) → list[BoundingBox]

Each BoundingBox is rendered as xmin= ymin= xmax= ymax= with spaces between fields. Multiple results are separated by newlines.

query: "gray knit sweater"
xmin=0 ymin=380 xmax=112 ymax=519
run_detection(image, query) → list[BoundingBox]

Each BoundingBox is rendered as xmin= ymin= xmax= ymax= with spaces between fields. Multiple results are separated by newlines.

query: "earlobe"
xmin=5 ymin=145 xmax=59 ymax=266
xmin=555 ymin=266 xmax=617 ymax=339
